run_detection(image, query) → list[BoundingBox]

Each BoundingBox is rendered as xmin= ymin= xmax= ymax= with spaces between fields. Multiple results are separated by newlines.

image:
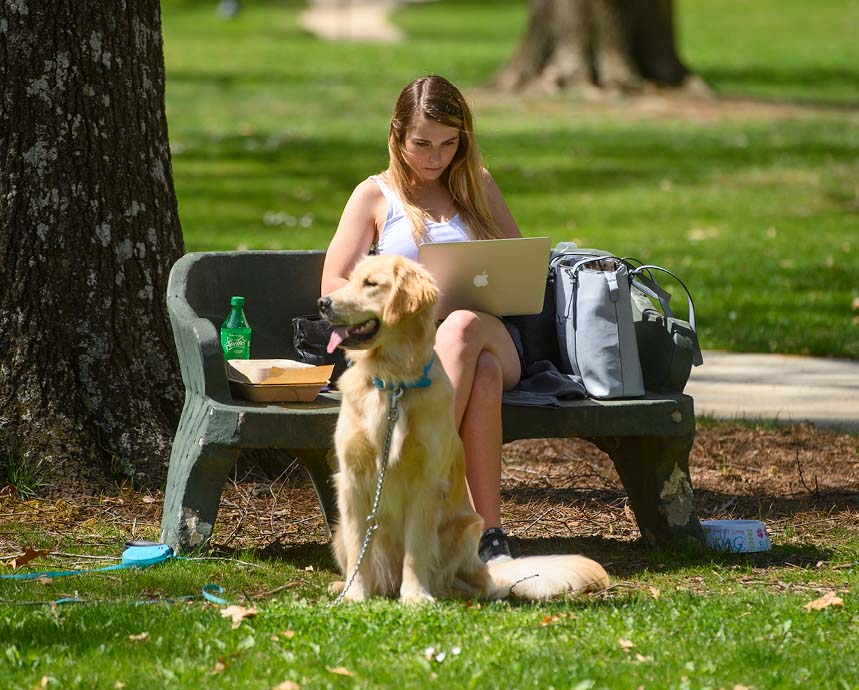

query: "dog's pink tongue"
xmin=327 ymin=326 xmax=348 ymax=354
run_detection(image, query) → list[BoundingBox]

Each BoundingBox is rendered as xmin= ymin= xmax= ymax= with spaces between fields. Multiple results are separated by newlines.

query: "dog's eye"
xmin=363 ymin=279 xmax=378 ymax=288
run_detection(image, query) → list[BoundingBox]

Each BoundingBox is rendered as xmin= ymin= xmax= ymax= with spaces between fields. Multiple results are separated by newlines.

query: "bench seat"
xmin=160 ymin=251 xmax=702 ymax=551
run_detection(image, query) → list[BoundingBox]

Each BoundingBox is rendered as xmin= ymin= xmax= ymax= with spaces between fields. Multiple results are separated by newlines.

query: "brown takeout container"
xmin=226 ymin=359 xmax=334 ymax=402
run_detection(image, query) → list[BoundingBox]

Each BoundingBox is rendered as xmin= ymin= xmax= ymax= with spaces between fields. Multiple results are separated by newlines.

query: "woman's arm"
xmin=320 ymin=179 xmax=384 ymax=295
xmin=483 ymin=170 xmax=522 ymax=239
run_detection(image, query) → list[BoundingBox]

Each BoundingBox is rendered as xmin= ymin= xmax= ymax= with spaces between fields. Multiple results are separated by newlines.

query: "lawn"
xmin=2 ymin=424 xmax=858 ymax=689
xmin=2 ymin=1 xmax=858 ymax=688
xmin=163 ymin=0 xmax=859 ymax=358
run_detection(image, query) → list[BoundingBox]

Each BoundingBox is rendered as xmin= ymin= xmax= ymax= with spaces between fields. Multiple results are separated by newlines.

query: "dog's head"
xmin=319 ymin=254 xmax=439 ymax=353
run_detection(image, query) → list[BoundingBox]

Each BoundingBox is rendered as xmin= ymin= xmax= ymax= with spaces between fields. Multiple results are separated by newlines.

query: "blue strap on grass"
xmin=1 ymin=543 xmax=175 ymax=580
xmin=1 ymin=543 xmax=230 ymax=607
xmin=45 ymin=584 xmax=228 ymax=607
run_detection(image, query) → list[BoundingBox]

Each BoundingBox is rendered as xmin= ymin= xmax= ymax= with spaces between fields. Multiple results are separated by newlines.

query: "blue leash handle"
xmin=1 ymin=544 xmax=175 ymax=580
xmin=1 ymin=544 xmax=229 ymax=607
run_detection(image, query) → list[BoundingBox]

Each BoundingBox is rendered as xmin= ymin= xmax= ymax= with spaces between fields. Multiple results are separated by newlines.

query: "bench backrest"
xmin=178 ymin=250 xmax=326 ymax=360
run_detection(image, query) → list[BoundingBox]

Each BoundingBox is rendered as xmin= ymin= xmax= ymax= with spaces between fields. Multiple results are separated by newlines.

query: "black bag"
xmin=629 ymin=265 xmax=703 ymax=394
xmin=291 ymin=314 xmax=348 ymax=387
xmin=505 ymin=273 xmax=562 ymax=368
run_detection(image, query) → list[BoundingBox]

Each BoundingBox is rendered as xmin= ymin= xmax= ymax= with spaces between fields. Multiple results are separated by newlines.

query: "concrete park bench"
xmin=159 ymin=250 xmax=704 ymax=552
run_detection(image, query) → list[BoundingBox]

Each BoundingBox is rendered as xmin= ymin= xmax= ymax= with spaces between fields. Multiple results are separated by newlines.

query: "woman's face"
xmin=402 ymin=114 xmax=461 ymax=183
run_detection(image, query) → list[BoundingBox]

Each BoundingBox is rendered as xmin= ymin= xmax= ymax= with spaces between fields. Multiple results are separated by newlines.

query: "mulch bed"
xmin=2 ymin=424 xmax=857 ymax=576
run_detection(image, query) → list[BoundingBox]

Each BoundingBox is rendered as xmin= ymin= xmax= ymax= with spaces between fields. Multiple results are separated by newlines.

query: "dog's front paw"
xmin=400 ymin=586 xmax=435 ymax=605
xmin=340 ymin=588 xmax=368 ymax=603
xmin=328 ymin=580 xmax=346 ymax=595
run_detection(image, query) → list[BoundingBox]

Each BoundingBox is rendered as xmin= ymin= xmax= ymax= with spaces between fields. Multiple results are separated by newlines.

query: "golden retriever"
xmin=319 ymin=254 xmax=608 ymax=603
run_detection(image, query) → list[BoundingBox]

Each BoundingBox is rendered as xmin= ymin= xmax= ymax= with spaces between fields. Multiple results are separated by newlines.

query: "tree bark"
xmin=496 ymin=0 xmax=706 ymax=95
xmin=0 ymin=0 xmax=185 ymax=492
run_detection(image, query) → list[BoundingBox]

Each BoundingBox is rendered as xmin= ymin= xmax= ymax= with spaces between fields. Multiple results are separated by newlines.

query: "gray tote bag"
xmin=553 ymin=253 xmax=645 ymax=399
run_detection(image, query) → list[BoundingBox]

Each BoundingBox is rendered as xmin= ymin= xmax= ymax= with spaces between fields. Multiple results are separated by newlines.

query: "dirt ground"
xmin=2 ymin=424 xmax=857 ymax=576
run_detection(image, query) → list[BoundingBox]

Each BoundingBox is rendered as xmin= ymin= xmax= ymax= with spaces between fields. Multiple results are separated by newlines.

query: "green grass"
xmin=162 ymin=0 xmax=859 ymax=358
xmin=2 ymin=516 xmax=858 ymax=690
xmin=4 ymin=2 xmax=857 ymax=688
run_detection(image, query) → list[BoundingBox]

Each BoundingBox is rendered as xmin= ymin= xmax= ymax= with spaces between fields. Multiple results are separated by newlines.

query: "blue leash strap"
xmin=42 ymin=584 xmax=228 ymax=607
xmin=1 ymin=563 xmax=131 ymax=581
xmin=201 ymin=583 xmax=229 ymax=605
xmin=1 ymin=544 xmax=175 ymax=581
xmin=2 ymin=543 xmax=230 ymax=607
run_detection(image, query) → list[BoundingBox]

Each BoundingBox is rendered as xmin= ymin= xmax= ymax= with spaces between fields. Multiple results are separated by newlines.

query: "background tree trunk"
xmin=0 ymin=0 xmax=185 ymax=493
xmin=496 ymin=0 xmax=707 ymax=95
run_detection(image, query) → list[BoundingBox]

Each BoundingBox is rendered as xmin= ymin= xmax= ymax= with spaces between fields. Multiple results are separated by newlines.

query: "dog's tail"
xmin=486 ymin=555 xmax=609 ymax=600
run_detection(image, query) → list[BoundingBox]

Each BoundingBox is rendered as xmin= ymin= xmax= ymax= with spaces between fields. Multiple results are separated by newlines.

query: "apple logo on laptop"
xmin=473 ymin=271 xmax=489 ymax=288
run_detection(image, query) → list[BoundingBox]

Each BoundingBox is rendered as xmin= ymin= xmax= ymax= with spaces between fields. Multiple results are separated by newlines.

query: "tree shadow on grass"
xmin=252 ymin=539 xmax=339 ymax=572
xmin=514 ymin=534 xmax=832 ymax=581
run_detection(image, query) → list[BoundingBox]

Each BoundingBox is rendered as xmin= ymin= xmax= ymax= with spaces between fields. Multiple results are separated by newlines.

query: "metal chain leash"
xmin=333 ymin=385 xmax=404 ymax=606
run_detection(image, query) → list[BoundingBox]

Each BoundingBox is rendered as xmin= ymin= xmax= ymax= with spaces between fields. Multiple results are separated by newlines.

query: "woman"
xmin=321 ymin=75 xmax=523 ymax=563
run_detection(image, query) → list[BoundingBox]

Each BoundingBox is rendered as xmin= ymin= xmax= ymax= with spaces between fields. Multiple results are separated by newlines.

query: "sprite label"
xmin=221 ymin=329 xmax=251 ymax=359
xmin=221 ymin=295 xmax=252 ymax=359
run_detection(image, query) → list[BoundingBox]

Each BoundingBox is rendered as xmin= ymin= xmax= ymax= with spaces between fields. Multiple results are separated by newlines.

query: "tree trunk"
xmin=496 ymin=0 xmax=707 ymax=95
xmin=0 ymin=0 xmax=185 ymax=493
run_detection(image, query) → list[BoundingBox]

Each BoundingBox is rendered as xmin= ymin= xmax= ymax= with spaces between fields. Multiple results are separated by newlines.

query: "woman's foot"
xmin=479 ymin=527 xmax=514 ymax=563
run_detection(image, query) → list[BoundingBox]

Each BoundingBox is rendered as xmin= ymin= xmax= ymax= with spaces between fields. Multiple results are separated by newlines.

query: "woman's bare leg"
xmin=434 ymin=311 xmax=522 ymax=528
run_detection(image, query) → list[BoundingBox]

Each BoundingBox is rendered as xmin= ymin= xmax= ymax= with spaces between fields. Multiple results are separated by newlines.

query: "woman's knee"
xmin=435 ymin=310 xmax=484 ymax=359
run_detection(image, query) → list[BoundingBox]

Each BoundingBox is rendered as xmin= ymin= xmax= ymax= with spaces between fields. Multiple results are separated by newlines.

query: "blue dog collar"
xmin=373 ymin=354 xmax=434 ymax=391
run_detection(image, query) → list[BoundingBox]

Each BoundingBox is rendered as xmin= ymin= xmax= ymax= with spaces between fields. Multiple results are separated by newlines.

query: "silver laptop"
xmin=417 ymin=237 xmax=551 ymax=318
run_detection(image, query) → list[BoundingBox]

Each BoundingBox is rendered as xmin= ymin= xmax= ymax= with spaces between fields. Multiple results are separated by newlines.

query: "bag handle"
xmin=630 ymin=265 xmax=703 ymax=366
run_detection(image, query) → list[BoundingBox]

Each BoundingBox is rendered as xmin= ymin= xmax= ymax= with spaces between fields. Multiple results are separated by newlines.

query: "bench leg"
xmin=594 ymin=435 xmax=703 ymax=545
xmin=290 ymin=448 xmax=338 ymax=538
xmin=160 ymin=406 xmax=240 ymax=553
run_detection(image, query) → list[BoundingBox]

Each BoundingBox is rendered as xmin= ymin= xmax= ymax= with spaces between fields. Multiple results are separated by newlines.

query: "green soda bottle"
xmin=220 ymin=295 xmax=252 ymax=359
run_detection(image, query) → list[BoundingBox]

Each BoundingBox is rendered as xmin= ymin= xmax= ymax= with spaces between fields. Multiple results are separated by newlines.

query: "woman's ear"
xmin=382 ymin=258 xmax=439 ymax=325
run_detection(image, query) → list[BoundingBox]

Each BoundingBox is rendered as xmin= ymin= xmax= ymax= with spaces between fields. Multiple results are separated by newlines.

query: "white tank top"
xmin=372 ymin=175 xmax=470 ymax=261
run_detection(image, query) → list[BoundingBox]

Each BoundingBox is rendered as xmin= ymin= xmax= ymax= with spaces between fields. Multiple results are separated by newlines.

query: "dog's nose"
xmin=318 ymin=296 xmax=332 ymax=317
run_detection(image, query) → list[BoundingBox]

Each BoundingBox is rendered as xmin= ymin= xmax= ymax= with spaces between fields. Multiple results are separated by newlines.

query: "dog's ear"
xmin=382 ymin=260 xmax=439 ymax=325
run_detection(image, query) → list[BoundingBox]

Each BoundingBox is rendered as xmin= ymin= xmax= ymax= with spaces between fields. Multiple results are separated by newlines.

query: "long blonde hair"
xmin=386 ymin=75 xmax=503 ymax=242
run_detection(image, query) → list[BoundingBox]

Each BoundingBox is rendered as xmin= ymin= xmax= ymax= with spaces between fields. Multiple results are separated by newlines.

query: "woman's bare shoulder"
xmin=341 ymin=176 xmax=385 ymax=219
xmin=349 ymin=176 xmax=383 ymax=202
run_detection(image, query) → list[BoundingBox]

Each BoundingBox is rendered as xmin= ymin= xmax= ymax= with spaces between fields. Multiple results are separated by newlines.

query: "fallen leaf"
xmin=10 ymin=548 xmax=50 ymax=570
xmin=304 ymin=565 xmax=314 ymax=572
xmin=635 ymin=653 xmax=653 ymax=663
xmin=649 ymin=586 xmax=661 ymax=600
xmin=540 ymin=614 xmax=560 ymax=627
xmin=280 ymin=629 xmax=296 ymax=639
xmin=38 ymin=676 xmax=52 ymax=689
xmin=734 ymin=685 xmax=752 ymax=690
xmin=209 ymin=660 xmax=226 ymax=675
xmin=618 ymin=638 xmax=635 ymax=652
xmin=851 ymin=296 xmax=859 ymax=312
xmin=272 ymin=682 xmax=300 ymax=690
xmin=221 ymin=604 xmax=258 ymax=629
xmin=327 ymin=667 xmax=354 ymax=677
xmin=113 ymin=682 xmax=126 ymax=690
xmin=36 ymin=576 xmax=53 ymax=585
xmin=804 ymin=591 xmax=844 ymax=611
xmin=142 ymin=495 xmax=157 ymax=503
xmin=128 ymin=632 xmax=150 ymax=642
